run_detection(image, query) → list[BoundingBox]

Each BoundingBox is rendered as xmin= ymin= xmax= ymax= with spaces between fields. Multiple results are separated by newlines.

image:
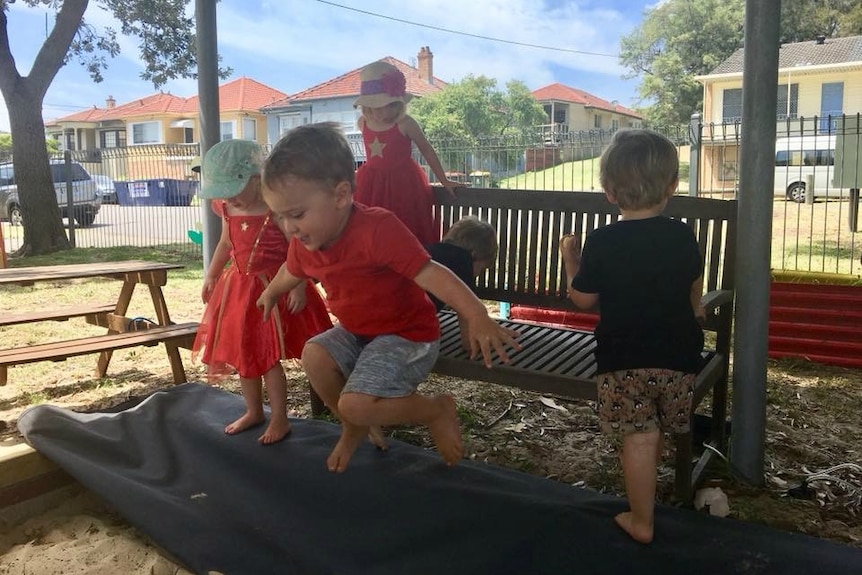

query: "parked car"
xmin=91 ymin=173 xmax=118 ymax=204
xmin=0 ymin=159 xmax=102 ymax=226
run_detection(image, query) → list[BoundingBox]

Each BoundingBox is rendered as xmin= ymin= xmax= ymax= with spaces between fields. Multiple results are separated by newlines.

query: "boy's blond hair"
xmin=262 ymin=122 xmax=356 ymax=191
xmin=599 ymin=129 xmax=679 ymax=211
xmin=443 ymin=216 xmax=497 ymax=263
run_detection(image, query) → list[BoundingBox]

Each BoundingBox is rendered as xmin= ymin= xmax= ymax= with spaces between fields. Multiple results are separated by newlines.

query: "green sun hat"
xmin=199 ymin=139 xmax=263 ymax=199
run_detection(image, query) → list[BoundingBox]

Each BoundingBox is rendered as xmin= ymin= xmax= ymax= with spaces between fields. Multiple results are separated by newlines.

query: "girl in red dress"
xmin=353 ymin=60 xmax=460 ymax=244
xmin=193 ymin=140 xmax=332 ymax=444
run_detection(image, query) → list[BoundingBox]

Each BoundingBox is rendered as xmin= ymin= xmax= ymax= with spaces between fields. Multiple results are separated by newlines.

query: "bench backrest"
xmin=434 ymin=188 xmax=738 ymax=311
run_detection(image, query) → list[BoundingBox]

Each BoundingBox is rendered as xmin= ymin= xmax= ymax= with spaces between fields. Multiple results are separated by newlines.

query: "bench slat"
xmin=0 ymin=323 xmax=199 ymax=366
xmin=0 ymin=304 xmax=116 ymax=328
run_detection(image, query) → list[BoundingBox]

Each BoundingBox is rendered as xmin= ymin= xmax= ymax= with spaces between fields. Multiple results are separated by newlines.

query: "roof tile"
xmin=710 ymin=35 xmax=862 ymax=75
xmin=531 ymin=83 xmax=641 ymax=119
xmin=263 ymin=57 xmax=446 ymax=109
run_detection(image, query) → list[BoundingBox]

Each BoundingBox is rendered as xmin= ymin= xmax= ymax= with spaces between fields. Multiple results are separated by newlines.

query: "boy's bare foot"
xmin=368 ymin=426 xmax=389 ymax=451
xmin=258 ymin=418 xmax=292 ymax=445
xmin=614 ymin=511 xmax=654 ymax=544
xmin=224 ymin=412 xmax=265 ymax=436
xmin=427 ymin=395 xmax=464 ymax=466
xmin=327 ymin=426 xmax=367 ymax=472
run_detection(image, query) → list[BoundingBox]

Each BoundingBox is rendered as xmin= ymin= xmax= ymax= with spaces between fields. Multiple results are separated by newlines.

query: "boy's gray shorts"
xmin=307 ymin=325 xmax=440 ymax=398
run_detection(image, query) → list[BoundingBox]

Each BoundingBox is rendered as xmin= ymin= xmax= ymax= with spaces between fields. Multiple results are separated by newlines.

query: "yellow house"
xmin=695 ymin=35 xmax=862 ymax=194
xmin=531 ymin=83 xmax=642 ymax=143
xmin=45 ymin=77 xmax=286 ymax=181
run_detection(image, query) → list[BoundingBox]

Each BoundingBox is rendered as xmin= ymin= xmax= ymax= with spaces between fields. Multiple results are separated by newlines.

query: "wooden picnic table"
xmin=0 ymin=260 xmax=198 ymax=385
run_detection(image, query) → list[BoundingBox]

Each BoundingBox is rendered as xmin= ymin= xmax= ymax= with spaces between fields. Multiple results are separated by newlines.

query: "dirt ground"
xmin=0 ymin=349 xmax=860 ymax=549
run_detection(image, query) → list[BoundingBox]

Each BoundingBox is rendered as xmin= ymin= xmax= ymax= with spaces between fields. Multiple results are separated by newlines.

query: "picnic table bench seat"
xmin=0 ymin=303 xmax=117 ymax=328
xmin=0 ymin=322 xmax=199 ymax=386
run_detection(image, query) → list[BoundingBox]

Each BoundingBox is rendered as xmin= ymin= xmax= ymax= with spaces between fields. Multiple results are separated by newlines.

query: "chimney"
xmin=417 ymin=46 xmax=433 ymax=84
xmin=105 ymin=95 xmax=116 ymax=109
xmin=815 ymin=35 xmax=826 ymax=45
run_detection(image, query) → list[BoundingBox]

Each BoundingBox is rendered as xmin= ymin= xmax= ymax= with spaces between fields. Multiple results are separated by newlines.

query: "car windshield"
xmin=50 ymin=163 xmax=90 ymax=183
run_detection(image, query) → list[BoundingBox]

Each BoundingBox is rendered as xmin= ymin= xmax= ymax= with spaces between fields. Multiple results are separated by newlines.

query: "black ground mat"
xmin=18 ymin=383 xmax=862 ymax=575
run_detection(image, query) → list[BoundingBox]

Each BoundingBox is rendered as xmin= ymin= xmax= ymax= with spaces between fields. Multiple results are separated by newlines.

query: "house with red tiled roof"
xmin=261 ymin=47 xmax=446 ymax=158
xmin=45 ymin=77 xmax=286 ymax=181
xmin=531 ymin=83 xmax=642 ymax=142
xmin=46 ymin=77 xmax=286 ymax=152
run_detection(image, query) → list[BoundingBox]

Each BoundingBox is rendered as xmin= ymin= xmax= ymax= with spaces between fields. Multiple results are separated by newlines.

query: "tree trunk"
xmin=7 ymin=88 xmax=70 ymax=256
xmin=0 ymin=0 xmax=90 ymax=257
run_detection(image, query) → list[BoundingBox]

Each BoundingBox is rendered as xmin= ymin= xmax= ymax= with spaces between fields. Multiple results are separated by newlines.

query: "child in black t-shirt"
xmin=427 ymin=216 xmax=498 ymax=350
xmin=560 ymin=129 xmax=705 ymax=544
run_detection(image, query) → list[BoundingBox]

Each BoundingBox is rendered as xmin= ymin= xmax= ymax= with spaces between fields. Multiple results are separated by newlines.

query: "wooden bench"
xmin=0 ymin=303 xmax=117 ymax=328
xmin=431 ymin=187 xmax=737 ymax=503
xmin=0 ymin=323 xmax=200 ymax=386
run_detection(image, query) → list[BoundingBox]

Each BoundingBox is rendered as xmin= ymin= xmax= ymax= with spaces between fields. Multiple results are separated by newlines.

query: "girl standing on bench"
xmin=194 ymin=140 xmax=332 ymax=445
xmin=353 ymin=60 xmax=460 ymax=244
xmin=560 ymin=130 xmax=705 ymax=544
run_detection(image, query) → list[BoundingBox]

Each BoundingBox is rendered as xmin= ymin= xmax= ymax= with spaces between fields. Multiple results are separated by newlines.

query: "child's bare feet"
xmin=368 ymin=426 xmax=388 ymax=451
xmin=614 ymin=511 xmax=654 ymax=544
xmin=258 ymin=417 xmax=292 ymax=445
xmin=224 ymin=412 xmax=265 ymax=436
xmin=327 ymin=425 xmax=368 ymax=472
xmin=427 ymin=395 xmax=464 ymax=466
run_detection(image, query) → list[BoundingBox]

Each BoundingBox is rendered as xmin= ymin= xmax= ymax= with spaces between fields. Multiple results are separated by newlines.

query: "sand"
xmin=0 ymin=488 xmax=194 ymax=575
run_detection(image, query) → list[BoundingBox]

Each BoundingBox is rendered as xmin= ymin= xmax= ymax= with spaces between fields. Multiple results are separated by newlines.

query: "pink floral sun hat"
xmin=353 ymin=60 xmax=413 ymax=108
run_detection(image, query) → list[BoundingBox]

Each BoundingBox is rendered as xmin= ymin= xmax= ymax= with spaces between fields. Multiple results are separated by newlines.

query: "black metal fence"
xmin=2 ymin=119 xmax=860 ymax=276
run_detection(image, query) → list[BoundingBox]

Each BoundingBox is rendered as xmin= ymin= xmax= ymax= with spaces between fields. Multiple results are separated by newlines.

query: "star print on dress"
xmin=241 ymin=222 xmax=249 ymax=232
xmin=368 ymin=137 xmax=387 ymax=158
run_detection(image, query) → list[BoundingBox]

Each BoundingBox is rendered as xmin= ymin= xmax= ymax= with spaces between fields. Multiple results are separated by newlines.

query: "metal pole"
xmin=64 ymin=150 xmax=75 ymax=248
xmin=195 ymin=0 xmax=221 ymax=269
xmin=689 ymin=112 xmax=701 ymax=197
xmin=730 ymin=0 xmax=781 ymax=486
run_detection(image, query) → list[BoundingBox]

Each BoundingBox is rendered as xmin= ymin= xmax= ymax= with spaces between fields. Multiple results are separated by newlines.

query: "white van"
xmin=0 ymin=159 xmax=102 ymax=226
xmin=774 ymin=135 xmax=847 ymax=203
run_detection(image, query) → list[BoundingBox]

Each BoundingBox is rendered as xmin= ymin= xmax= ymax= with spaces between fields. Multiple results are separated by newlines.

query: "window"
xmin=593 ymin=115 xmax=602 ymax=129
xmin=0 ymin=164 xmax=13 ymax=185
xmin=611 ymin=119 xmax=619 ymax=131
xmin=184 ymin=128 xmax=195 ymax=143
xmin=220 ymin=121 xmax=235 ymax=141
xmin=61 ymin=132 xmax=76 ymax=151
xmin=820 ymin=82 xmax=844 ymax=133
xmin=242 ymin=118 xmax=256 ymax=141
xmin=130 ymin=121 xmax=161 ymax=145
xmin=313 ymin=111 xmax=358 ymax=132
xmin=279 ymin=113 xmax=309 ymax=135
xmin=776 ymin=84 xmax=799 ymax=120
xmin=722 ymin=89 xmax=742 ymax=122
xmin=775 ymin=149 xmax=834 ymax=167
xmin=99 ymin=130 xmax=127 ymax=149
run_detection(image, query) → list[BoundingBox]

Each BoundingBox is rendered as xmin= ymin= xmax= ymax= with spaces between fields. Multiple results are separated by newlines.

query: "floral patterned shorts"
xmin=595 ymin=368 xmax=695 ymax=435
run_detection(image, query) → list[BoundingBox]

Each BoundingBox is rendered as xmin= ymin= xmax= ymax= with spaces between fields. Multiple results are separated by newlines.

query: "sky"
xmin=0 ymin=0 xmax=659 ymax=133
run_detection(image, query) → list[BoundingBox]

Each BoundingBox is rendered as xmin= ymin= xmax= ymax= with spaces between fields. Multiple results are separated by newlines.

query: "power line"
xmin=314 ymin=0 xmax=620 ymax=59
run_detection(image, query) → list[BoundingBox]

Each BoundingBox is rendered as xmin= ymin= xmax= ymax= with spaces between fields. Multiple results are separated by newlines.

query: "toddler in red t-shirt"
xmin=256 ymin=122 xmax=519 ymax=473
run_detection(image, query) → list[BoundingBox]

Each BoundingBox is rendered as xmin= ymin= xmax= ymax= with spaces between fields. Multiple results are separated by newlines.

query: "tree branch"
xmin=28 ymin=0 xmax=89 ymax=97
xmin=0 ymin=7 xmax=21 ymax=94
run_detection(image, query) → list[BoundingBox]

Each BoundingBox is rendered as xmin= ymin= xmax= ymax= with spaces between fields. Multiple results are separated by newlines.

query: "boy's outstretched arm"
xmin=414 ymin=261 xmax=520 ymax=367
xmin=257 ymin=263 xmax=303 ymax=321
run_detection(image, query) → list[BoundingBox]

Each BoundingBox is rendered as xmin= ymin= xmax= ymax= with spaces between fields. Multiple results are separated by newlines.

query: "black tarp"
xmin=18 ymin=383 xmax=862 ymax=575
